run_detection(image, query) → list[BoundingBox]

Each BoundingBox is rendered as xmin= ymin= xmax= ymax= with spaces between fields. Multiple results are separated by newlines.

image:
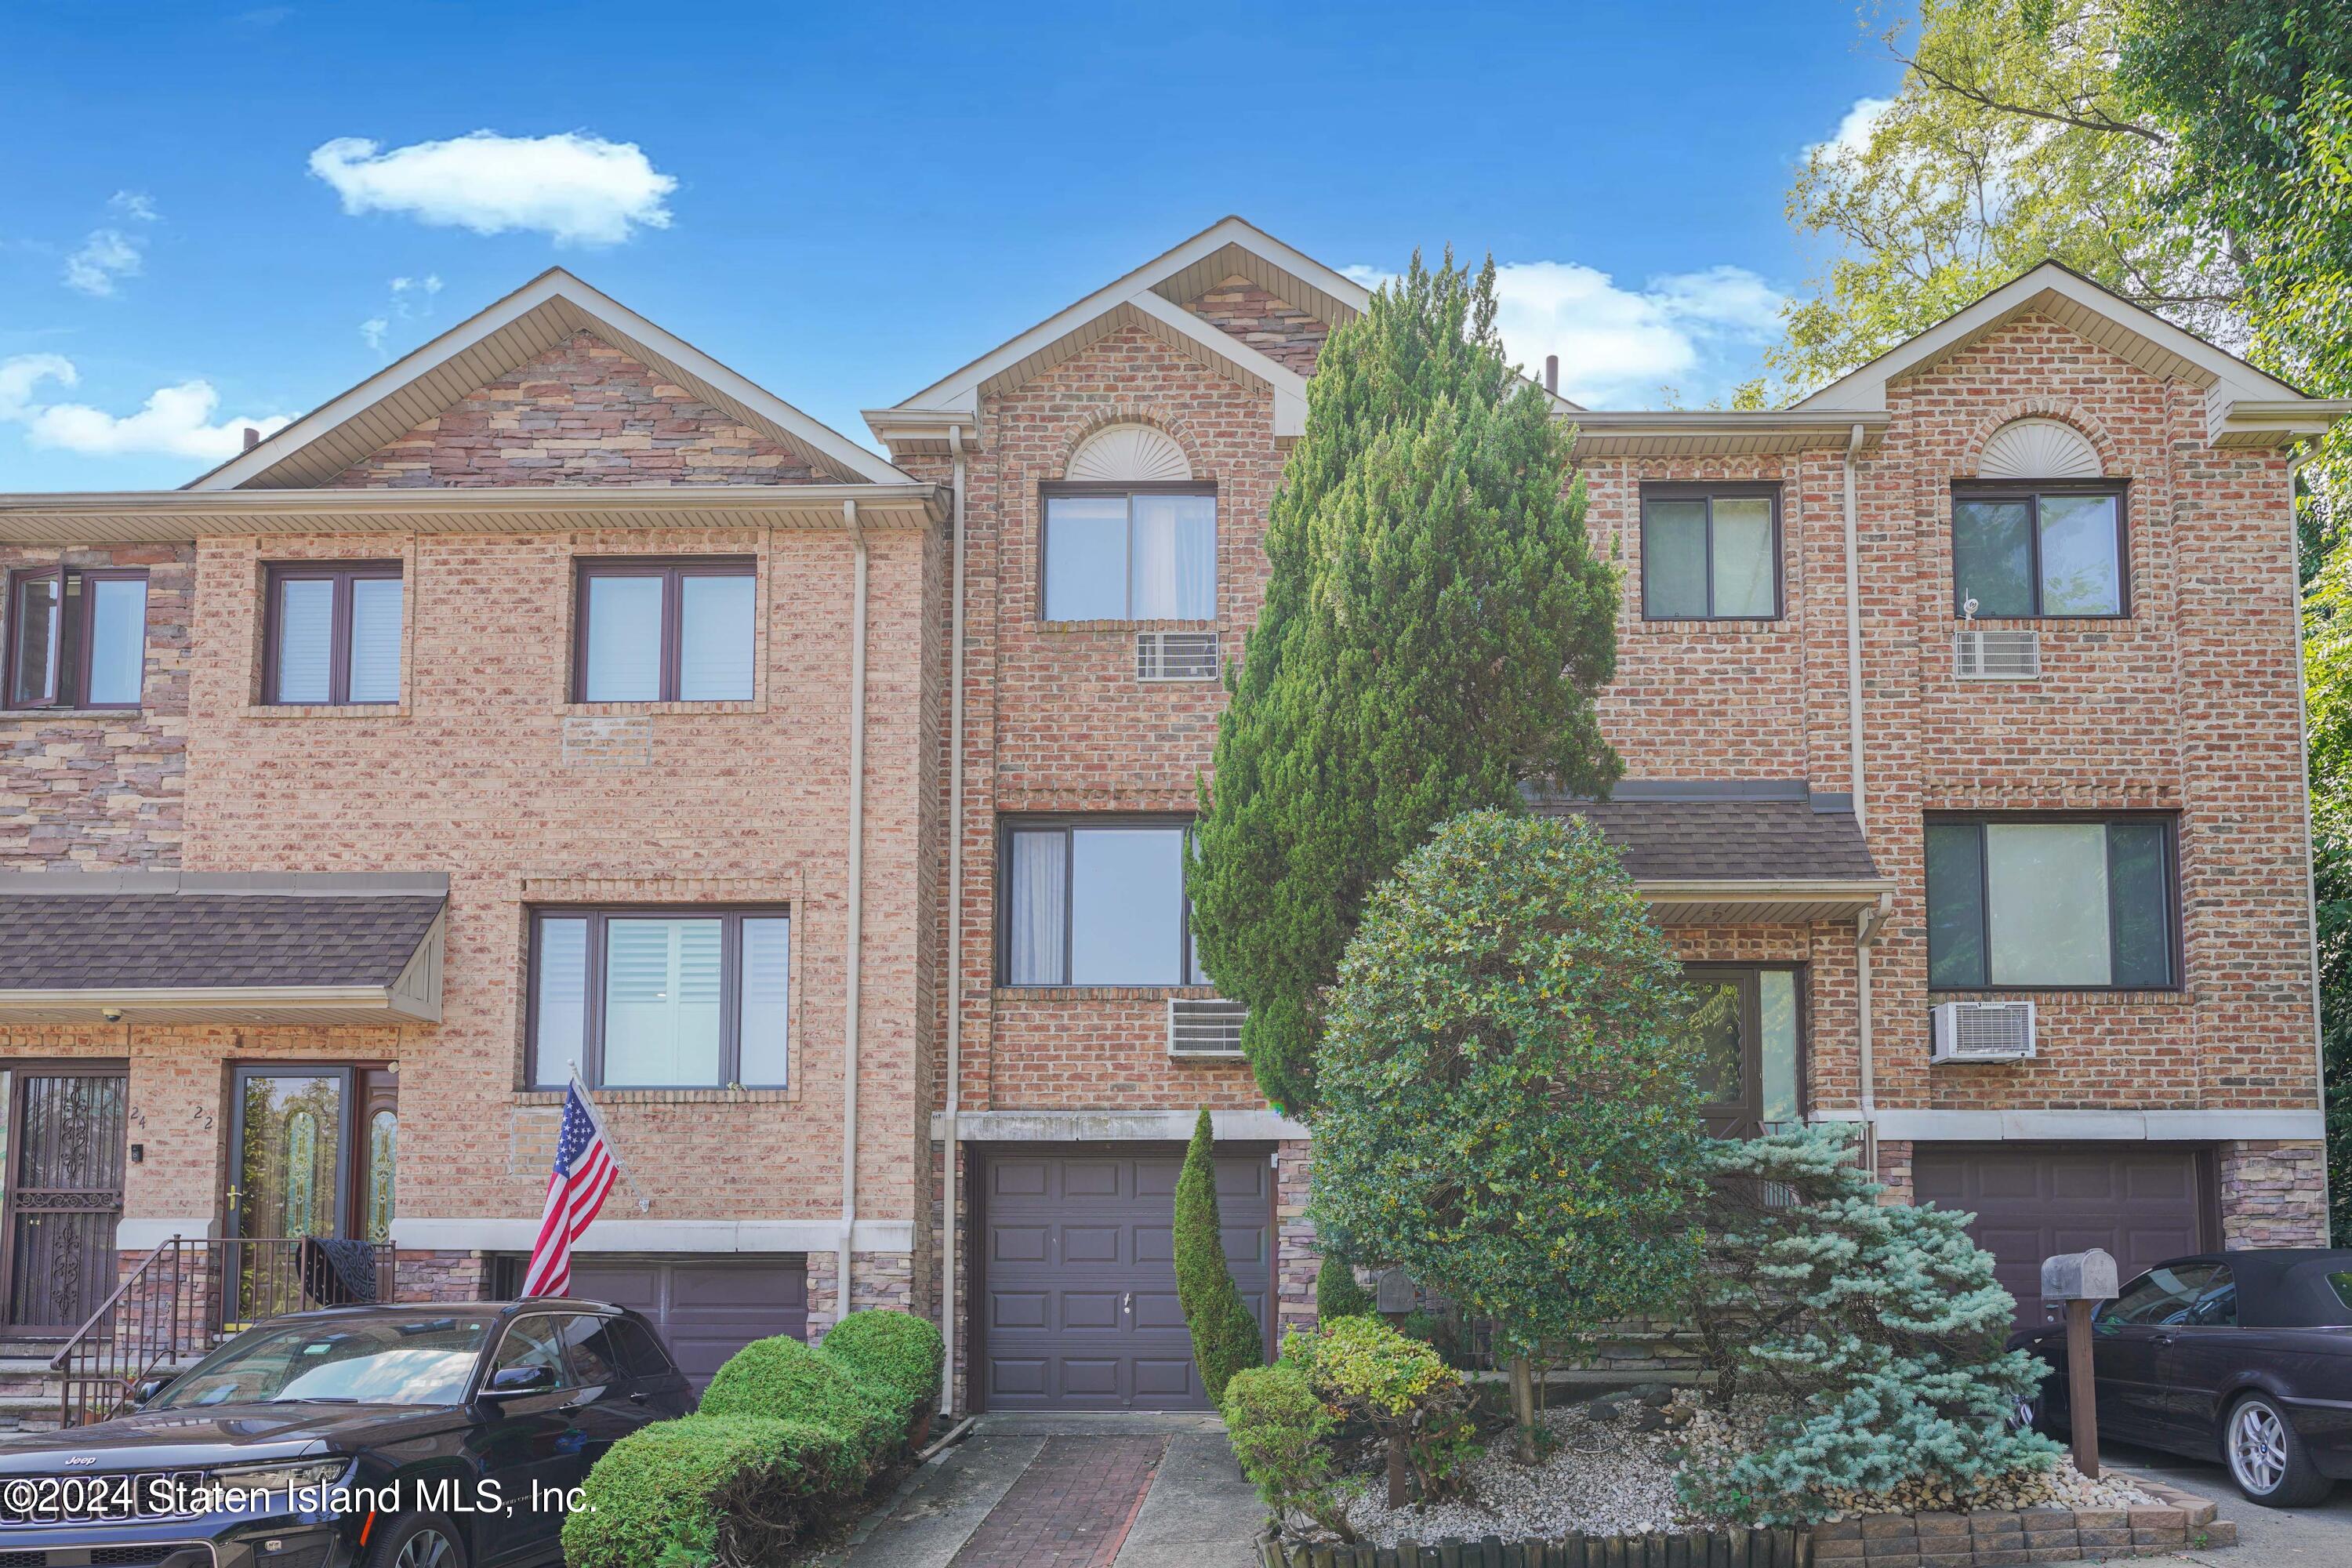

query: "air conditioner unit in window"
xmin=1930 ymin=1000 xmax=2037 ymax=1063
xmin=1955 ymin=626 xmax=2041 ymax=680
xmin=1167 ymin=997 xmax=1248 ymax=1058
xmin=1136 ymin=630 xmax=1221 ymax=682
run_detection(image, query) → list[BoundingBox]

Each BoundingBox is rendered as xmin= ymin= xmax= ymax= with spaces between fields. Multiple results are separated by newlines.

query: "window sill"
xmin=238 ymin=703 xmax=411 ymax=720
xmin=994 ymin=985 xmax=1220 ymax=1002
xmin=1927 ymin=988 xmax=2191 ymax=1004
xmin=0 ymin=707 xmax=144 ymax=721
xmin=1036 ymin=619 xmax=1219 ymax=634
xmin=1631 ymin=619 xmax=1790 ymax=636
xmin=559 ymin=699 xmax=767 ymax=717
xmin=514 ymin=1086 xmax=795 ymax=1106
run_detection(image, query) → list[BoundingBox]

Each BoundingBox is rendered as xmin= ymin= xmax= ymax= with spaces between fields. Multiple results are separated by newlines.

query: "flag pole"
xmin=569 ymin=1062 xmax=653 ymax=1214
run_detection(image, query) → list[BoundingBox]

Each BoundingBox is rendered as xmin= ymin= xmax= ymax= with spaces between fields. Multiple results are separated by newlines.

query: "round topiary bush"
xmin=1314 ymin=1250 xmax=1374 ymax=1321
xmin=561 ymin=1414 xmax=856 ymax=1568
xmin=698 ymin=1335 xmax=895 ymax=1465
xmin=821 ymin=1309 xmax=944 ymax=1430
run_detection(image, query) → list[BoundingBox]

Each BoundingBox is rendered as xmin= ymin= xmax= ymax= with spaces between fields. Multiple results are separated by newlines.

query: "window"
xmin=1675 ymin=966 xmax=1803 ymax=1137
xmin=575 ymin=558 xmax=757 ymax=702
xmin=1042 ymin=488 xmax=1216 ymax=622
xmin=1926 ymin=816 xmax=2176 ymax=990
xmin=2096 ymin=1264 xmax=2230 ymax=1330
xmin=264 ymin=562 xmax=402 ymax=705
xmin=5 ymin=568 xmax=147 ymax=710
xmin=1640 ymin=486 xmax=1780 ymax=620
xmin=488 ymin=1315 xmax=580 ymax=1388
xmin=528 ymin=907 xmax=790 ymax=1089
xmin=1000 ymin=818 xmax=1207 ymax=986
xmin=1952 ymin=485 xmax=2126 ymax=617
xmin=553 ymin=1313 xmax=622 ymax=1385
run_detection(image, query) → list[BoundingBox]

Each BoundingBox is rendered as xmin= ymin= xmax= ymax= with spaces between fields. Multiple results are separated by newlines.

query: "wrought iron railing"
xmin=48 ymin=1236 xmax=395 ymax=1428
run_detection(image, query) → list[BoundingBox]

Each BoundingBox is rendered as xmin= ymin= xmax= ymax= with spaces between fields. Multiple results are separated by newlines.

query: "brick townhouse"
xmin=0 ymin=217 xmax=2342 ymax=1423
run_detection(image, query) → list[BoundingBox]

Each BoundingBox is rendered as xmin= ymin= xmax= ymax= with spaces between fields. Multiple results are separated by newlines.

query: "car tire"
xmin=362 ymin=1512 xmax=470 ymax=1568
xmin=2224 ymin=1392 xmax=2333 ymax=1508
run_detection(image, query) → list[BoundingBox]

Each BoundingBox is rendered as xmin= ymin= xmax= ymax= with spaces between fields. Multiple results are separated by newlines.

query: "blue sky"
xmin=0 ymin=2 xmax=1901 ymax=492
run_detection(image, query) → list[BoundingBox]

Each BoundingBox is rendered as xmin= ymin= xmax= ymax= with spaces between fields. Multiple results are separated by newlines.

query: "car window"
xmin=606 ymin=1317 xmax=680 ymax=1381
xmin=154 ymin=1316 xmax=492 ymax=1409
xmin=2183 ymin=1270 xmax=2238 ymax=1327
xmin=555 ymin=1314 xmax=622 ymax=1386
xmin=2100 ymin=1265 xmax=2223 ymax=1327
xmin=490 ymin=1315 xmax=579 ymax=1390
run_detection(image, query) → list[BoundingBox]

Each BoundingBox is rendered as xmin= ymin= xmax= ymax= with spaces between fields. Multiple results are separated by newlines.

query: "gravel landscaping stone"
xmin=1338 ymin=1405 xmax=1687 ymax=1548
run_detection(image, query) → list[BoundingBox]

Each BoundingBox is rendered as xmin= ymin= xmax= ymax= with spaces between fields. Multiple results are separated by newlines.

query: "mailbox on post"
xmin=2042 ymin=1247 xmax=2119 ymax=1478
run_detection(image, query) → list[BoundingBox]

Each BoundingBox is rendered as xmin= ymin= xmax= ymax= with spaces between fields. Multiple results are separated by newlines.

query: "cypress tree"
xmin=1172 ymin=1107 xmax=1264 ymax=1403
xmin=1314 ymin=1250 xmax=1374 ymax=1320
xmin=1189 ymin=249 xmax=1621 ymax=1113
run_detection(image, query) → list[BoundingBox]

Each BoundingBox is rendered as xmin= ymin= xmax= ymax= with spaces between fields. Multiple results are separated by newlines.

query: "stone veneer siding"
xmin=1185 ymin=275 xmax=1332 ymax=377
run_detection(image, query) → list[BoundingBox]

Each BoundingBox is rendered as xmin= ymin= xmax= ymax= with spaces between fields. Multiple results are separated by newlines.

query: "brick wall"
xmin=0 ymin=543 xmax=192 ymax=868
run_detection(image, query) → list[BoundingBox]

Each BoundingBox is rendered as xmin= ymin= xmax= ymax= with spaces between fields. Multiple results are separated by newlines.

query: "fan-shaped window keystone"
xmin=1978 ymin=418 xmax=2101 ymax=481
xmin=1065 ymin=424 xmax=1192 ymax=484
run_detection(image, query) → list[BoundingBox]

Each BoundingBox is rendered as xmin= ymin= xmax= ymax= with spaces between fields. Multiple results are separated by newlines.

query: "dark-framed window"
xmin=1040 ymin=485 xmax=1217 ymax=622
xmin=1640 ymin=485 xmax=1782 ymax=621
xmin=574 ymin=557 xmax=757 ymax=702
xmin=1952 ymin=483 xmax=2128 ymax=618
xmin=264 ymin=561 xmax=403 ymax=705
xmin=1676 ymin=964 xmax=1804 ymax=1138
xmin=998 ymin=816 xmax=1207 ymax=986
xmin=1926 ymin=814 xmax=2177 ymax=991
xmin=4 ymin=567 xmax=147 ymax=710
xmin=528 ymin=906 xmax=789 ymax=1090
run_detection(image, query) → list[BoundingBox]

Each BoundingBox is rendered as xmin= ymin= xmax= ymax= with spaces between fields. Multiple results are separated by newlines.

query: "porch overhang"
xmin=1636 ymin=877 xmax=1896 ymax=927
xmin=0 ymin=871 xmax=447 ymax=1026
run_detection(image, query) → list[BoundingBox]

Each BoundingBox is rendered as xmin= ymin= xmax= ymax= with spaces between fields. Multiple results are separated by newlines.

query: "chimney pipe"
xmin=241 ymin=427 xmax=260 ymax=451
xmin=1544 ymin=355 xmax=1559 ymax=396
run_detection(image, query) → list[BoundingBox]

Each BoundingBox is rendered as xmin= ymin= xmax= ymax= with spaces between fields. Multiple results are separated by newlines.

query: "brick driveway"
xmin=945 ymin=1436 xmax=1167 ymax=1568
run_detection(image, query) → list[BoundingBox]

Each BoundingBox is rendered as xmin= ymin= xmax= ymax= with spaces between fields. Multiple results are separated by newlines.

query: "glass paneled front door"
xmin=0 ymin=1069 xmax=129 ymax=1334
xmin=228 ymin=1068 xmax=349 ymax=1322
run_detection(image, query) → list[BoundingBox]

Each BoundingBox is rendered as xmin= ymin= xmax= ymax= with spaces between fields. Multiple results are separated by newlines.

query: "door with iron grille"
xmin=0 ymin=1067 xmax=129 ymax=1335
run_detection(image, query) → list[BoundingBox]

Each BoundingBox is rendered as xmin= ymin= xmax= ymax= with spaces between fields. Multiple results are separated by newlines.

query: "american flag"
xmin=521 ymin=1080 xmax=619 ymax=1298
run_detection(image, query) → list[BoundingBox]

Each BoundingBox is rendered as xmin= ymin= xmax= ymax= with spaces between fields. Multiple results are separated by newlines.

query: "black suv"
xmin=0 ymin=1300 xmax=695 ymax=1568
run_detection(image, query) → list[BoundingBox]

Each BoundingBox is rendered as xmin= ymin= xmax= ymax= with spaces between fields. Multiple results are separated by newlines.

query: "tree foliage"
xmin=1315 ymin=1250 xmax=1374 ymax=1321
xmin=1677 ymin=1125 xmax=2061 ymax=1527
xmin=1174 ymin=1107 xmax=1265 ymax=1403
xmin=1189 ymin=250 xmax=1621 ymax=1114
xmin=1308 ymin=811 xmax=1711 ymax=1455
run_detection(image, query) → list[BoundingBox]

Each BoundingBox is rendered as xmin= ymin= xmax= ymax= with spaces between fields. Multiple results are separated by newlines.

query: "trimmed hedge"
xmin=822 ymin=1310 xmax=945 ymax=1430
xmin=1315 ymin=1252 xmax=1374 ymax=1320
xmin=696 ymin=1335 xmax=897 ymax=1466
xmin=560 ymin=1414 xmax=855 ymax=1568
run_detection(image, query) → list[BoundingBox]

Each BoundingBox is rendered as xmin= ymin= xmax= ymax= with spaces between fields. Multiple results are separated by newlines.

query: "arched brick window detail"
xmin=1979 ymin=417 xmax=2103 ymax=480
xmin=1064 ymin=423 xmax=1192 ymax=484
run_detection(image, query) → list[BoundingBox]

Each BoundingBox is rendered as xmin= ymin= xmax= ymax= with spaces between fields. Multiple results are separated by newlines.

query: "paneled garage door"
xmin=569 ymin=1256 xmax=808 ymax=1390
xmin=978 ymin=1147 xmax=1271 ymax=1410
xmin=1914 ymin=1145 xmax=2212 ymax=1332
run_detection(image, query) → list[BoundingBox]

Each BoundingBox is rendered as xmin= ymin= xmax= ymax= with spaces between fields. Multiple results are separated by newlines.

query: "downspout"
xmin=839 ymin=498 xmax=869 ymax=1326
xmin=940 ymin=427 xmax=968 ymax=1416
xmin=1842 ymin=422 xmax=1878 ymax=1171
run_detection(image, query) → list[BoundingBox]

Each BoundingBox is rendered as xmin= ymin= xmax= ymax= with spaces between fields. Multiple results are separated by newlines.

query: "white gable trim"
xmin=886 ymin=216 xmax=1365 ymax=423
xmin=1795 ymin=263 xmax=2307 ymax=418
xmin=193 ymin=269 xmax=913 ymax=491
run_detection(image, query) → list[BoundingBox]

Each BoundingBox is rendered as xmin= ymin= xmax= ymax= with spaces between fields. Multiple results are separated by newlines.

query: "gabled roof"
xmin=1792 ymin=261 xmax=2350 ymax=446
xmin=873 ymin=217 xmax=1404 ymax=445
xmin=191 ymin=269 xmax=914 ymax=490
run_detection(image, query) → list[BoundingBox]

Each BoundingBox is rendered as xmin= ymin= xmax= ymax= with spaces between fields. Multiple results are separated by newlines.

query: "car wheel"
xmin=363 ymin=1512 xmax=470 ymax=1568
xmin=2225 ymin=1392 xmax=2333 ymax=1508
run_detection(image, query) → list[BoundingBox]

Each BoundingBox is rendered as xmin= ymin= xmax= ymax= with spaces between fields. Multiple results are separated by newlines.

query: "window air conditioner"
xmin=1167 ymin=997 xmax=1248 ymax=1058
xmin=1931 ymin=1000 xmax=2037 ymax=1063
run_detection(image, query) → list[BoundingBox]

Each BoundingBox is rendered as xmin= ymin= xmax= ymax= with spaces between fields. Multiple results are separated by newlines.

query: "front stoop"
xmin=1813 ymin=1475 xmax=2234 ymax=1565
xmin=0 ymin=1345 xmax=63 ymax=1433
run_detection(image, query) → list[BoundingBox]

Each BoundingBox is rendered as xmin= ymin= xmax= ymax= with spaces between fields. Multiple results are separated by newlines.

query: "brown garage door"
xmin=568 ymin=1256 xmax=808 ymax=1390
xmin=978 ymin=1146 xmax=1271 ymax=1411
xmin=1914 ymin=1145 xmax=2212 ymax=1331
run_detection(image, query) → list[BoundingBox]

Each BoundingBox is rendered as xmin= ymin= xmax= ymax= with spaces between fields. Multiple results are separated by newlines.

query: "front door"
xmin=227 ymin=1066 xmax=350 ymax=1322
xmin=0 ymin=1068 xmax=128 ymax=1334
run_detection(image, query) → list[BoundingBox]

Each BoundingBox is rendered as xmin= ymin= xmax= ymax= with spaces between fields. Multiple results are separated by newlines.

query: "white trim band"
xmin=390 ymin=1218 xmax=913 ymax=1254
xmin=931 ymin=1109 xmax=1310 ymax=1142
xmin=1813 ymin=1108 xmax=2325 ymax=1142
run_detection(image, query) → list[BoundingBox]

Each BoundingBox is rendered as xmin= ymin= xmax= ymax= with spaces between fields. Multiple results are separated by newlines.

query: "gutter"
xmin=1842 ymin=421 xmax=1878 ymax=1167
xmin=941 ymin=427 xmax=968 ymax=1417
xmin=839 ymin=499 xmax=870 ymax=1327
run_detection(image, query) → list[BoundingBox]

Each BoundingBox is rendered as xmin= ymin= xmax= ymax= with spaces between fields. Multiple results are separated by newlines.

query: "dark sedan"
xmin=0 ymin=1299 xmax=695 ymax=1568
xmin=2013 ymin=1249 xmax=2352 ymax=1508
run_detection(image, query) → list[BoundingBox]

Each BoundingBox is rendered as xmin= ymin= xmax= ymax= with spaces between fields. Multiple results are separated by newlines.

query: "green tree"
xmin=1173 ymin=1108 xmax=1264 ymax=1403
xmin=1309 ymin=811 xmax=1711 ymax=1464
xmin=1314 ymin=1250 xmax=1374 ymax=1321
xmin=1189 ymin=249 xmax=1622 ymax=1115
xmin=1679 ymin=1125 xmax=2060 ymax=1526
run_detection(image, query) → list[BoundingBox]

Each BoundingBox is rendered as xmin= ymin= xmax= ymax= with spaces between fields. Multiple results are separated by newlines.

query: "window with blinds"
xmin=528 ymin=907 xmax=790 ymax=1089
xmin=265 ymin=562 xmax=403 ymax=705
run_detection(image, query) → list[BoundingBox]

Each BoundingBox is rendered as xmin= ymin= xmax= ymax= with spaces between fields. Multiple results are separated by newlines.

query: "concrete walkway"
xmin=820 ymin=1413 xmax=1264 ymax=1568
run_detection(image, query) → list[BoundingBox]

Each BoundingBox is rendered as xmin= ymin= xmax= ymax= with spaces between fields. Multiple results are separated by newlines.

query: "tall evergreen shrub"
xmin=1174 ymin=1107 xmax=1264 ymax=1402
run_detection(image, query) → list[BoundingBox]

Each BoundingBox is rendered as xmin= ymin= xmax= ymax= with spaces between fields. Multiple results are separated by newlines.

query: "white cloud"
xmin=1812 ymin=95 xmax=1896 ymax=163
xmin=308 ymin=131 xmax=677 ymax=245
xmin=108 ymin=190 xmax=160 ymax=223
xmin=0 ymin=352 xmax=289 ymax=461
xmin=360 ymin=271 xmax=445 ymax=353
xmin=359 ymin=317 xmax=390 ymax=352
xmin=63 ymin=229 xmax=141 ymax=296
xmin=1344 ymin=259 xmax=1788 ymax=408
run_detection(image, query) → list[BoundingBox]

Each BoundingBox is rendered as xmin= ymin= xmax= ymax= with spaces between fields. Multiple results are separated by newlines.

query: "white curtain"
xmin=1130 ymin=495 xmax=1217 ymax=619
xmin=1007 ymin=830 xmax=1066 ymax=985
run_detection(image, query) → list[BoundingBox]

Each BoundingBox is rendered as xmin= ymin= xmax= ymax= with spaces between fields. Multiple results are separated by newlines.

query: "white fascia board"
xmin=194 ymin=269 xmax=911 ymax=491
xmin=896 ymin=216 xmax=1344 ymax=415
xmin=2212 ymin=398 xmax=2352 ymax=447
xmin=1795 ymin=263 xmax=2305 ymax=413
xmin=392 ymin=1218 xmax=915 ymax=1254
xmin=1871 ymin=1108 xmax=2325 ymax=1142
xmin=931 ymin=1109 xmax=1310 ymax=1142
